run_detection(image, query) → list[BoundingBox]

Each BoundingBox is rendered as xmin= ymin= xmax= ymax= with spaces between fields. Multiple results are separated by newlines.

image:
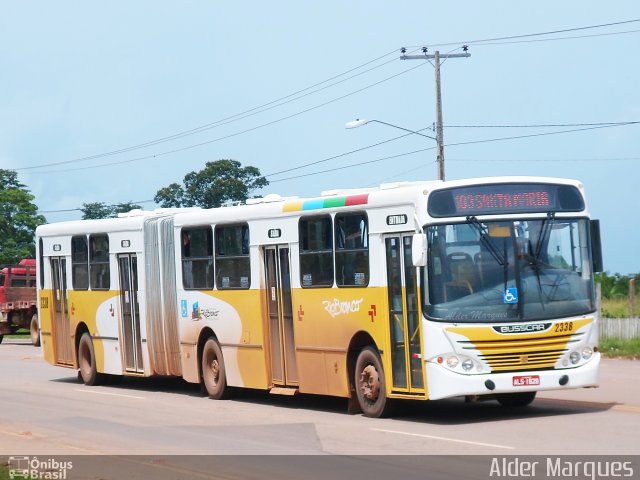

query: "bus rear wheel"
xmin=355 ymin=346 xmax=389 ymax=418
xmin=30 ymin=314 xmax=40 ymax=347
xmin=78 ymin=333 xmax=103 ymax=386
xmin=496 ymin=391 xmax=536 ymax=407
xmin=201 ymin=338 xmax=228 ymax=400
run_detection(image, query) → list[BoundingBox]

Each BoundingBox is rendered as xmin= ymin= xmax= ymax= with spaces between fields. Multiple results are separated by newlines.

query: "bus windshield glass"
xmin=422 ymin=217 xmax=595 ymax=322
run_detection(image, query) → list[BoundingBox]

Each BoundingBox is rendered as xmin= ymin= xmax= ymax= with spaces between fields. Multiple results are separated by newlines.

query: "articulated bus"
xmin=36 ymin=176 xmax=603 ymax=417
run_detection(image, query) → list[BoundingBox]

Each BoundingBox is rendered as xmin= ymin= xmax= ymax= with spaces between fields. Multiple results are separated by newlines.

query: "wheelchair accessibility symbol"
xmin=504 ymin=288 xmax=518 ymax=304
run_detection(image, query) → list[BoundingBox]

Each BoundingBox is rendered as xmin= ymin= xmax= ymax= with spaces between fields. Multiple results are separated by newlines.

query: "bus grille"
xmin=456 ymin=332 xmax=584 ymax=372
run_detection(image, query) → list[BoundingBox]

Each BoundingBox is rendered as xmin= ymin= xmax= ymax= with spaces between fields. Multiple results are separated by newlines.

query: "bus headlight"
xmin=570 ymin=351 xmax=581 ymax=365
xmin=462 ymin=359 xmax=474 ymax=371
xmin=447 ymin=356 xmax=459 ymax=368
xmin=582 ymin=346 xmax=593 ymax=360
xmin=432 ymin=354 xmax=481 ymax=373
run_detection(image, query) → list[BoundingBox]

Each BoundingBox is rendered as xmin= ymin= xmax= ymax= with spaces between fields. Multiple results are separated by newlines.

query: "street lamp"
xmin=345 ymin=118 xmax=442 ymax=179
xmin=345 ymin=119 xmax=436 ymax=141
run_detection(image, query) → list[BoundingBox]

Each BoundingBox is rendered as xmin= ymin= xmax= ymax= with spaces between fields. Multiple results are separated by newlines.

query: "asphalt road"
xmin=0 ymin=339 xmax=638 ymax=478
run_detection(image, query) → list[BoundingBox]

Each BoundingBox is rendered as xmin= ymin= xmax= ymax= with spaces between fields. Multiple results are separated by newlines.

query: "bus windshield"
xmin=422 ymin=217 xmax=596 ymax=322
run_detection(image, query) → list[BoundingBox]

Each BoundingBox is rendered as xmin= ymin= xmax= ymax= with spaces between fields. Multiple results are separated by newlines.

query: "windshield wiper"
xmin=532 ymin=212 xmax=555 ymax=263
xmin=525 ymin=213 xmax=556 ymax=307
xmin=466 ymin=216 xmax=507 ymax=267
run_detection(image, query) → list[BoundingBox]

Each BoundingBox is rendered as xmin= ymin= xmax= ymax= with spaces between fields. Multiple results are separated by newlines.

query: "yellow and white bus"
xmin=36 ymin=176 xmax=603 ymax=417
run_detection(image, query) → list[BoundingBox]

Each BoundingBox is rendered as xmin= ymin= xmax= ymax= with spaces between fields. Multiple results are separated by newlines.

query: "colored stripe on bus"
xmin=282 ymin=194 xmax=369 ymax=212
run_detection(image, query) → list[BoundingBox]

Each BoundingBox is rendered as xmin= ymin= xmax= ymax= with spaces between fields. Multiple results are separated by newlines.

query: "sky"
xmin=1 ymin=2 xmax=638 ymax=275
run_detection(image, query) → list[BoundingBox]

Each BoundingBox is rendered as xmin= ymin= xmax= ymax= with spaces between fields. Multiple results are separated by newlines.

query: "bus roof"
xmin=36 ymin=176 xmax=586 ymax=236
xmin=35 ymin=210 xmax=180 ymax=237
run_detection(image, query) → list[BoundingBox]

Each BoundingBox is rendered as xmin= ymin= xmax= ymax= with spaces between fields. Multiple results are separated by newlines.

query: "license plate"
xmin=512 ymin=375 xmax=540 ymax=386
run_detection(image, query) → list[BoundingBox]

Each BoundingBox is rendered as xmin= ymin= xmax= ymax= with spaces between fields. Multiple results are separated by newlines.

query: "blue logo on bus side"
xmin=504 ymin=288 xmax=518 ymax=304
xmin=181 ymin=300 xmax=187 ymax=318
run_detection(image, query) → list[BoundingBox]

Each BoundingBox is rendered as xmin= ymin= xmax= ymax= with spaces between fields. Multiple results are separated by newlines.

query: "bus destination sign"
xmin=427 ymin=183 xmax=584 ymax=218
xmin=455 ymin=190 xmax=550 ymax=212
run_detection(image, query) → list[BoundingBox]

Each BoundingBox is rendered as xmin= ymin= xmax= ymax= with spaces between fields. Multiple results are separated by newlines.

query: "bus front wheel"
xmin=78 ymin=333 xmax=103 ymax=386
xmin=355 ymin=346 xmax=389 ymax=418
xmin=201 ymin=338 xmax=228 ymax=400
xmin=496 ymin=391 xmax=536 ymax=407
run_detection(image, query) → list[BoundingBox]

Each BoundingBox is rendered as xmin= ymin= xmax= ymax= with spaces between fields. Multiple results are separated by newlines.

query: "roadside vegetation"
xmin=6 ymin=331 xmax=29 ymax=339
xmin=599 ymin=338 xmax=640 ymax=359
xmin=0 ymin=464 xmax=10 ymax=480
xmin=601 ymin=297 xmax=636 ymax=318
xmin=597 ymin=272 xmax=639 ymax=318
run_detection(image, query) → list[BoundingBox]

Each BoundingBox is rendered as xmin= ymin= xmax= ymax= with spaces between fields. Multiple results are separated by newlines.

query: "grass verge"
xmin=0 ymin=464 xmax=10 ymax=480
xmin=4 ymin=328 xmax=29 ymax=340
xmin=600 ymin=338 xmax=640 ymax=359
xmin=601 ymin=298 xmax=636 ymax=318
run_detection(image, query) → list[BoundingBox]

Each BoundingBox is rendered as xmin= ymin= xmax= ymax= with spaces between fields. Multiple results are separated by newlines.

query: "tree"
xmin=154 ymin=160 xmax=269 ymax=208
xmin=0 ymin=170 xmax=46 ymax=264
xmin=81 ymin=201 xmax=142 ymax=220
xmin=596 ymin=272 xmax=640 ymax=299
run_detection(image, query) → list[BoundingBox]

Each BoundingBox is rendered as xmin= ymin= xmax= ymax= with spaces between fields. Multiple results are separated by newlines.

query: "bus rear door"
xmin=118 ymin=254 xmax=143 ymax=373
xmin=264 ymin=245 xmax=298 ymax=389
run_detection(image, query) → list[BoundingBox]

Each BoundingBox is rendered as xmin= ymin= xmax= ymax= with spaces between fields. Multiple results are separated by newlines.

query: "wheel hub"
xmin=209 ymin=358 xmax=219 ymax=384
xmin=360 ymin=364 xmax=380 ymax=401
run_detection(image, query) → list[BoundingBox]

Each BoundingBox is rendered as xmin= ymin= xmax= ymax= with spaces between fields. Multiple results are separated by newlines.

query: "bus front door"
xmin=118 ymin=254 xmax=143 ymax=373
xmin=384 ymin=234 xmax=424 ymax=393
xmin=264 ymin=245 xmax=298 ymax=387
xmin=51 ymin=257 xmax=74 ymax=366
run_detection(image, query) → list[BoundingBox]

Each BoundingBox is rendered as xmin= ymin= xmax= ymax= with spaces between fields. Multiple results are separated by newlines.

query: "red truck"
xmin=0 ymin=259 xmax=39 ymax=346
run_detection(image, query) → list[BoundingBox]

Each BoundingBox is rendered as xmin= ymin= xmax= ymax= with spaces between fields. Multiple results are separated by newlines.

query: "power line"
xmin=24 ymin=120 xmax=637 ymax=176
xmin=20 ymin=62 xmax=428 ymax=175
xmin=444 ymin=121 xmax=637 ymax=128
xmin=448 ymin=157 xmax=640 ymax=163
xmin=265 ymin=129 xmax=431 ymax=176
xmin=17 ymin=20 xmax=640 ymax=174
xmin=406 ymin=19 xmax=640 ymax=48
xmin=267 ymin=122 xmax=639 ymax=182
xmin=40 ymin=121 xmax=639 ymax=213
xmin=269 ymin=147 xmax=437 ymax=183
xmin=444 ymin=122 xmax=639 ymax=148
xmin=471 ymin=28 xmax=640 ymax=46
xmin=266 ymin=121 xmax=638 ymax=178
xmin=16 ymin=48 xmax=406 ymax=172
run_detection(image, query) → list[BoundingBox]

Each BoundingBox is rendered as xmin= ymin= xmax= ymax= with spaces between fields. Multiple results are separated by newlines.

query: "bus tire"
xmin=355 ymin=346 xmax=389 ymax=418
xmin=0 ymin=335 xmax=3 ymax=344
xmin=496 ymin=391 xmax=536 ymax=408
xmin=201 ymin=337 xmax=228 ymax=400
xmin=30 ymin=314 xmax=40 ymax=347
xmin=78 ymin=333 xmax=103 ymax=386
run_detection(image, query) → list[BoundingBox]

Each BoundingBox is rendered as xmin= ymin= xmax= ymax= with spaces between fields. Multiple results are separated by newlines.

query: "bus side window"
xmin=182 ymin=227 xmax=214 ymax=290
xmin=72 ymin=235 xmax=89 ymax=290
xmin=299 ymin=216 xmax=333 ymax=287
xmin=215 ymin=224 xmax=250 ymax=289
xmin=89 ymin=234 xmax=110 ymax=290
xmin=335 ymin=212 xmax=369 ymax=287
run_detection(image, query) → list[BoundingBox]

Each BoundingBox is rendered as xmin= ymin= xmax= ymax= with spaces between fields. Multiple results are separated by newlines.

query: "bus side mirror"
xmin=412 ymin=234 xmax=427 ymax=267
xmin=590 ymin=219 xmax=603 ymax=273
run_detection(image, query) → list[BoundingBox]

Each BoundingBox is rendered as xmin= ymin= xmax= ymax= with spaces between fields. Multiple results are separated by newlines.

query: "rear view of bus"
xmin=419 ymin=178 xmax=603 ymax=406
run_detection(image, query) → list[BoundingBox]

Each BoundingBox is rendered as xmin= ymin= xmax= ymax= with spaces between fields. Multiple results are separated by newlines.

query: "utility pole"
xmin=401 ymin=47 xmax=470 ymax=181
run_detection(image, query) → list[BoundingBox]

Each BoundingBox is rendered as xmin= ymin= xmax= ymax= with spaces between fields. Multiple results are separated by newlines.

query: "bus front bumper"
xmin=425 ymin=354 xmax=600 ymax=400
